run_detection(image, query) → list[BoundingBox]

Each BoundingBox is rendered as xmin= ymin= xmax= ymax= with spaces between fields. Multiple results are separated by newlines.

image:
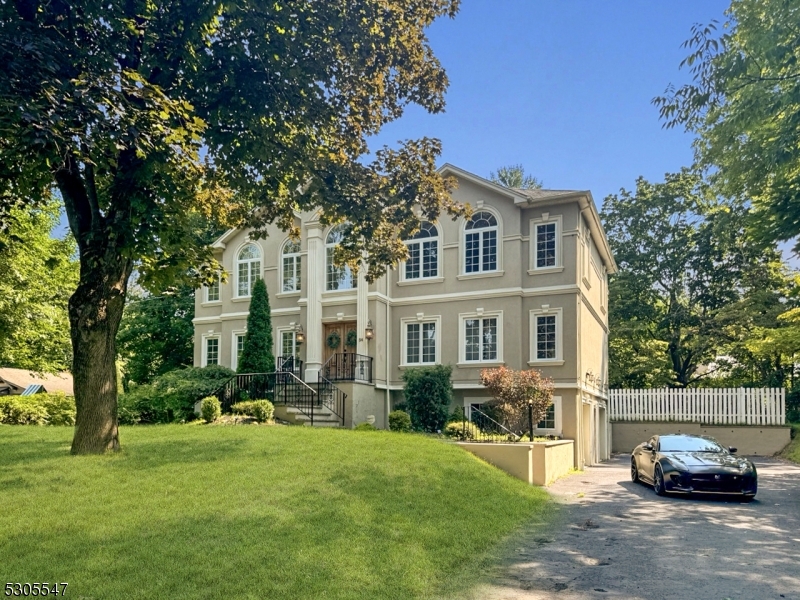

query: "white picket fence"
xmin=609 ymin=388 xmax=785 ymax=425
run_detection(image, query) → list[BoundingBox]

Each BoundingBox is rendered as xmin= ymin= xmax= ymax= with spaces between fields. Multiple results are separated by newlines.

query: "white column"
xmin=304 ymin=222 xmax=325 ymax=382
xmin=356 ymin=263 xmax=369 ymax=356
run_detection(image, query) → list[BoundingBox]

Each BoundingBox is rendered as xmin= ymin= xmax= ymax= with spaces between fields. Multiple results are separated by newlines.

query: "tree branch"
xmin=54 ymin=153 xmax=93 ymax=245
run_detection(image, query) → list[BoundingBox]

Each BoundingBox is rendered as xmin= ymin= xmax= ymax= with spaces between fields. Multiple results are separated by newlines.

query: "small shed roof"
xmin=0 ymin=368 xmax=74 ymax=396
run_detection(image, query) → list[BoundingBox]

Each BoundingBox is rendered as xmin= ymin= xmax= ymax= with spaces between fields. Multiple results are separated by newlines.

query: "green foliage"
xmin=443 ymin=421 xmax=480 ymax=441
xmin=119 ymin=365 xmax=235 ymax=424
xmin=480 ymin=367 xmax=554 ymax=435
xmin=354 ymin=422 xmax=377 ymax=431
xmin=489 ymin=164 xmax=543 ymax=189
xmin=200 ymin=396 xmax=221 ymax=424
xmin=117 ymin=284 xmax=196 ymax=387
xmin=401 ymin=364 xmax=453 ymax=432
xmin=0 ymin=199 xmax=78 ymax=372
xmin=602 ymin=171 xmax=786 ymax=388
xmin=654 ymin=0 xmax=800 ymax=252
xmin=448 ymin=406 xmax=466 ymax=423
xmin=237 ymin=279 xmax=275 ymax=374
xmin=0 ymin=393 xmax=76 ymax=426
xmin=388 ymin=410 xmax=412 ymax=433
xmin=231 ymin=399 xmax=274 ymax=423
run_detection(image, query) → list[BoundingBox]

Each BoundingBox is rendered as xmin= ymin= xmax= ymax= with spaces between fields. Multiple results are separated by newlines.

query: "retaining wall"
xmin=458 ymin=440 xmax=575 ymax=486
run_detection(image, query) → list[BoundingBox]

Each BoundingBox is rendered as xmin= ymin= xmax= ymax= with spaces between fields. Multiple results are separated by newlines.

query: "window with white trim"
xmin=404 ymin=222 xmax=439 ymax=280
xmin=405 ymin=321 xmax=437 ymax=364
xmin=280 ymin=330 xmax=299 ymax=359
xmin=206 ymin=274 xmax=220 ymax=303
xmin=529 ymin=308 xmax=563 ymax=364
xmin=464 ymin=211 xmax=498 ymax=273
xmin=232 ymin=333 xmax=246 ymax=371
xmin=205 ymin=337 xmax=220 ymax=366
xmin=236 ymin=243 xmax=261 ymax=297
xmin=281 ymin=239 xmax=302 ymax=293
xmin=326 ymin=224 xmax=356 ymax=291
xmin=463 ymin=316 xmax=499 ymax=362
xmin=535 ymin=223 xmax=557 ymax=268
xmin=538 ymin=403 xmax=556 ymax=429
xmin=535 ymin=396 xmax=561 ymax=433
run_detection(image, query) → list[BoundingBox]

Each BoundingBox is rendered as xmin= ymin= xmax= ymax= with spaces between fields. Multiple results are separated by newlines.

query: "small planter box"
xmin=458 ymin=439 xmax=574 ymax=486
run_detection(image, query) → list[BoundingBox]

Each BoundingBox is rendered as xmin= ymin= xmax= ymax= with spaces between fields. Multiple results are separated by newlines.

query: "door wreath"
xmin=345 ymin=329 xmax=358 ymax=348
xmin=326 ymin=330 xmax=341 ymax=350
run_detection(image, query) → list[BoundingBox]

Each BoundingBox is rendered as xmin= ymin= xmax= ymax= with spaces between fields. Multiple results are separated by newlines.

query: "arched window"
xmin=404 ymin=221 xmax=439 ymax=280
xmin=236 ymin=243 xmax=261 ymax=297
xmin=281 ymin=239 xmax=302 ymax=293
xmin=464 ymin=211 xmax=498 ymax=273
xmin=326 ymin=224 xmax=356 ymax=291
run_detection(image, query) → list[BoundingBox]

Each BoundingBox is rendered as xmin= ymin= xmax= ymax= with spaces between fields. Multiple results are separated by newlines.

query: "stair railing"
xmin=317 ymin=373 xmax=346 ymax=427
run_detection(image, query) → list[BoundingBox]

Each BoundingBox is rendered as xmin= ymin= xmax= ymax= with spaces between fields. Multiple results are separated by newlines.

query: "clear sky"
xmin=369 ymin=0 xmax=731 ymax=205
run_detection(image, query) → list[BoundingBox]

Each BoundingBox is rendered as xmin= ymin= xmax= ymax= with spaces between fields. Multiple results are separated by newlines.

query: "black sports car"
xmin=631 ymin=434 xmax=757 ymax=500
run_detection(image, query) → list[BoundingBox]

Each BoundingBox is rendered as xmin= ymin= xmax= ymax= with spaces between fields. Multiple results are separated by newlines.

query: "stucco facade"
xmin=193 ymin=164 xmax=616 ymax=467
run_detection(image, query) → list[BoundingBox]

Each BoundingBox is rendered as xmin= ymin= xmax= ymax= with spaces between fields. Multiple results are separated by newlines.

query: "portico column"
xmin=305 ymin=222 xmax=325 ymax=382
xmin=356 ymin=263 xmax=369 ymax=356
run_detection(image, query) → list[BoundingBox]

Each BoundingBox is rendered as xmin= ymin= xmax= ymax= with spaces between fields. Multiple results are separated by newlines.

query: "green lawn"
xmin=0 ymin=424 xmax=551 ymax=599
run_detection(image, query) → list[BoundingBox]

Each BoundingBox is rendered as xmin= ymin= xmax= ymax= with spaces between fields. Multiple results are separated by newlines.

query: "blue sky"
xmin=369 ymin=0 xmax=730 ymax=205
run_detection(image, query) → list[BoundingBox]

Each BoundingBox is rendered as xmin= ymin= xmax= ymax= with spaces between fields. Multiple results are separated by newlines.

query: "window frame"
xmin=276 ymin=327 xmax=301 ymax=361
xmin=234 ymin=242 xmax=262 ymax=298
xmin=280 ymin=238 xmax=302 ymax=294
xmin=461 ymin=208 xmax=503 ymax=277
xmin=458 ymin=310 xmax=504 ymax=365
xmin=400 ymin=221 xmax=441 ymax=282
xmin=528 ymin=307 xmax=564 ymax=365
xmin=534 ymin=396 xmax=562 ymax=435
xmin=202 ymin=334 xmax=221 ymax=367
xmin=529 ymin=214 xmax=563 ymax=274
xmin=230 ymin=330 xmax=247 ymax=371
xmin=400 ymin=315 xmax=442 ymax=367
xmin=204 ymin=272 xmax=221 ymax=304
xmin=325 ymin=224 xmax=357 ymax=292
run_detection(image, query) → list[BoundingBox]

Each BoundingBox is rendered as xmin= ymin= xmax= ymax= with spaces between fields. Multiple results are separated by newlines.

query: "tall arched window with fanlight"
xmin=281 ymin=239 xmax=302 ymax=293
xmin=236 ymin=243 xmax=262 ymax=297
xmin=464 ymin=211 xmax=498 ymax=273
xmin=326 ymin=224 xmax=356 ymax=291
xmin=404 ymin=221 xmax=439 ymax=280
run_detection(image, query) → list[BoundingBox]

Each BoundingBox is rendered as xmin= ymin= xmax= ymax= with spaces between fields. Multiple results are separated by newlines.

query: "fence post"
xmin=528 ymin=402 xmax=534 ymax=442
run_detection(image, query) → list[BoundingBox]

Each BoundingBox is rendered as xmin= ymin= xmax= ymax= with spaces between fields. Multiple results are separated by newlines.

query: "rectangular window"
xmin=405 ymin=321 xmax=437 ymax=364
xmin=465 ymin=232 xmax=480 ymax=273
xmin=206 ymin=338 xmax=219 ymax=366
xmin=537 ymin=403 xmax=556 ymax=429
xmin=406 ymin=323 xmax=420 ymax=364
xmin=326 ymin=248 xmax=355 ymax=291
xmin=283 ymin=255 xmax=301 ymax=292
xmin=207 ymin=275 xmax=220 ymax=302
xmin=536 ymin=223 xmax=557 ymax=268
xmin=281 ymin=330 xmax=298 ymax=359
xmin=232 ymin=334 xmax=246 ymax=370
xmin=482 ymin=230 xmax=497 ymax=271
xmin=536 ymin=315 xmax=557 ymax=360
xmin=405 ymin=243 xmax=420 ymax=279
xmin=464 ymin=317 xmax=497 ymax=362
xmin=422 ymin=241 xmax=438 ymax=278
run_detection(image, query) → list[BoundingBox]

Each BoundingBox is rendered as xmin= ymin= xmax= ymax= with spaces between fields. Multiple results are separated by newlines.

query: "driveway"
xmin=475 ymin=455 xmax=800 ymax=600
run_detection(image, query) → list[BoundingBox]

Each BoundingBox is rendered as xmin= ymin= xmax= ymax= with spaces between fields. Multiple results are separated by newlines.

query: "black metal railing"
xmin=452 ymin=407 xmax=521 ymax=443
xmin=277 ymin=355 xmax=304 ymax=378
xmin=212 ymin=371 xmax=346 ymax=427
xmin=322 ymin=352 xmax=373 ymax=383
xmin=318 ymin=374 xmax=346 ymax=427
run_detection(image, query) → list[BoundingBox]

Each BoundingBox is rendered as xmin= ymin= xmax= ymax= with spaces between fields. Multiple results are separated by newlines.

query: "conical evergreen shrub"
xmin=237 ymin=278 xmax=275 ymax=374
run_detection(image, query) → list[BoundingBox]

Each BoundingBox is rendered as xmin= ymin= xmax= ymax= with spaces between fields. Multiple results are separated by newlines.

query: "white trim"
xmin=399 ymin=221 xmax=442 ymax=283
xmin=530 ymin=214 xmax=562 ymax=272
xmin=325 ymin=224 xmax=357 ymax=292
xmin=204 ymin=272 xmax=221 ymax=304
xmin=460 ymin=207 xmax=503 ymax=275
xmin=233 ymin=241 xmax=262 ymax=299
xmin=457 ymin=270 xmax=505 ymax=281
xmin=366 ymin=283 xmax=580 ymax=307
xmin=201 ymin=334 xmax=221 ymax=367
xmin=275 ymin=326 xmax=299 ymax=360
xmin=280 ymin=237 xmax=302 ymax=294
xmin=458 ymin=310 xmax=503 ymax=364
xmin=534 ymin=396 xmax=562 ymax=435
xmin=231 ymin=329 xmax=247 ymax=371
xmin=529 ymin=307 xmax=563 ymax=364
xmin=399 ymin=315 xmax=442 ymax=367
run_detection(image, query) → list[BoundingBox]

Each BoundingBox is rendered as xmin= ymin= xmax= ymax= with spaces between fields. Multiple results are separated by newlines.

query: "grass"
xmin=780 ymin=423 xmax=800 ymax=464
xmin=0 ymin=424 xmax=551 ymax=599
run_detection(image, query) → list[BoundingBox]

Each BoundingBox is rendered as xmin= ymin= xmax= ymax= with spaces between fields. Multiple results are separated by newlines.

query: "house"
xmin=193 ymin=164 xmax=616 ymax=467
xmin=0 ymin=368 xmax=74 ymax=396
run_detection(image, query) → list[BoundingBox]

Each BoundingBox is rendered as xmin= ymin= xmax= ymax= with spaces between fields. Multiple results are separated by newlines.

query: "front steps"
xmin=273 ymin=404 xmax=342 ymax=427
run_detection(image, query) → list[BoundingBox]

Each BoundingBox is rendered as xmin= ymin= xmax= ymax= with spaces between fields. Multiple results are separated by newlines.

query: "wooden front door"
xmin=323 ymin=322 xmax=357 ymax=365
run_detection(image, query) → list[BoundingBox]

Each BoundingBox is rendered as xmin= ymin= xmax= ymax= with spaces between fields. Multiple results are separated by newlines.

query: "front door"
xmin=323 ymin=322 xmax=357 ymax=365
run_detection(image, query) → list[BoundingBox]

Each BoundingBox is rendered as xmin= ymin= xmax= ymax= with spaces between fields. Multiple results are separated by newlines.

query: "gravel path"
xmin=473 ymin=454 xmax=800 ymax=600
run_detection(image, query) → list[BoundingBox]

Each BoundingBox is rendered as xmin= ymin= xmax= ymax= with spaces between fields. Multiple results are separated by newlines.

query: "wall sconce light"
xmin=365 ymin=319 xmax=374 ymax=341
xmin=295 ymin=324 xmax=305 ymax=345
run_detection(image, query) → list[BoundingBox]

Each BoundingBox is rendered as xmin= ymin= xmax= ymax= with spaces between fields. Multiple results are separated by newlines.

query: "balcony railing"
xmin=323 ymin=352 xmax=373 ymax=384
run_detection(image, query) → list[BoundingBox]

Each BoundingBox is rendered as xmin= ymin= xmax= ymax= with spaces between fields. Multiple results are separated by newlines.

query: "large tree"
xmin=489 ymin=164 xmax=543 ymax=190
xmin=602 ymin=171 xmax=783 ymax=388
xmin=0 ymin=0 xmax=464 ymax=453
xmin=653 ymin=0 xmax=800 ymax=250
xmin=237 ymin=278 xmax=275 ymax=375
xmin=0 ymin=199 xmax=78 ymax=372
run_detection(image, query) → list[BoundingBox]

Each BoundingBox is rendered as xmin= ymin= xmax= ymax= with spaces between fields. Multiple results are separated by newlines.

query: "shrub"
xmin=231 ymin=399 xmax=274 ymax=423
xmin=36 ymin=393 xmax=76 ymax=426
xmin=120 ymin=365 xmax=235 ymax=423
xmin=401 ymin=364 xmax=453 ymax=433
xmin=447 ymin=406 xmax=465 ymax=423
xmin=388 ymin=410 xmax=412 ymax=433
xmin=443 ymin=421 xmax=480 ymax=441
xmin=201 ymin=396 xmax=221 ymax=423
xmin=354 ymin=422 xmax=377 ymax=431
xmin=480 ymin=367 xmax=554 ymax=436
xmin=0 ymin=397 xmax=49 ymax=425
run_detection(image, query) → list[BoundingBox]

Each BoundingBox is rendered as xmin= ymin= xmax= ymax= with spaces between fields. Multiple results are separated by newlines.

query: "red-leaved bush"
xmin=479 ymin=367 xmax=554 ymax=435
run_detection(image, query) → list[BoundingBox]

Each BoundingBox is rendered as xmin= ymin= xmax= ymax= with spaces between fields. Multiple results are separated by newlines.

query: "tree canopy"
xmin=489 ymin=164 xmax=543 ymax=190
xmin=0 ymin=200 xmax=78 ymax=373
xmin=653 ymin=0 xmax=800 ymax=250
xmin=0 ymin=0 xmax=464 ymax=453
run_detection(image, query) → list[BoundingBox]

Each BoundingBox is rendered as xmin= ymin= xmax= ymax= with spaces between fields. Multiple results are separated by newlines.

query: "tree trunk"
xmin=69 ymin=249 xmax=131 ymax=454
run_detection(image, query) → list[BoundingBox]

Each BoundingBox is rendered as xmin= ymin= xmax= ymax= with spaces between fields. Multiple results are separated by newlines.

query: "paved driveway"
xmin=475 ymin=455 xmax=800 ymax=600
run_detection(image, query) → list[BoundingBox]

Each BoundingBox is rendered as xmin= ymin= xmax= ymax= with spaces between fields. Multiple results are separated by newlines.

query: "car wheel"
xmin=741 ymin=495 xmax=756 ymax=503
xmin=631 ymin=457 xmax=639 ymax=483
xmin=653 ymin=465 xmax=666 ymax=496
